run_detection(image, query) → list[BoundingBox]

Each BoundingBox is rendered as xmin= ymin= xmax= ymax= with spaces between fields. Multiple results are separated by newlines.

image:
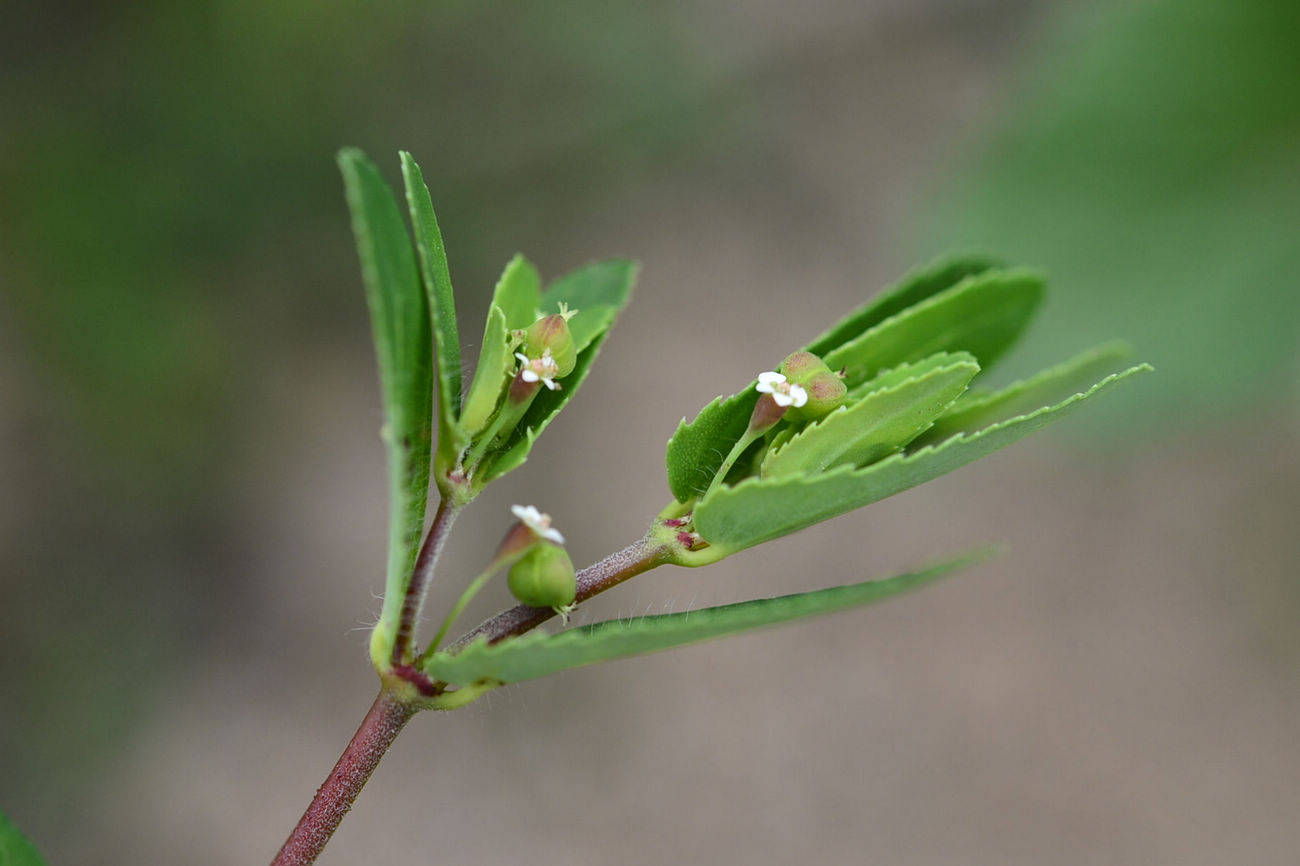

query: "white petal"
xmin=772 ymin=391 xmax=794 ymax=407
xmin=755 ymin=381 xmax=774 ymax=395
xmin=788 ymin=384 xmax=809 ymax=408
xmin=521 ymin=369 xmax=540 ymax=382
xmin=514 ymin=352 xmax=530 ymax=365
xmin=511 ymin=504 xmax=566 ymax=544
xmin=756 ymin=371 xmax=786 ymax=386
xmin=541 ymin=377 xmax=559 ymax=391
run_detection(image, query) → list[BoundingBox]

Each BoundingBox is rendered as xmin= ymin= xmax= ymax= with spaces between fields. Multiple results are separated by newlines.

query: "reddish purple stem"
xmin=271 ymin=535 xmax=668 ymax=865
xmin=271 ymin=691 xmax=415 ymax=866
xmin=391 ymin=499 xmax=459 ymax=664
xmin=447 ymin=538 xmax=667 ymax=650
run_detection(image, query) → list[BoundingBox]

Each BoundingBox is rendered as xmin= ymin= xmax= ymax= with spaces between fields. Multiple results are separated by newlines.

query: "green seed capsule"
xmin=523 ymin=313 xmax=577 ymax=378
xmin=778 ymin=351 xmax=846 ymax=421
xmin=507 ymin=544 xmax=576 ymax=609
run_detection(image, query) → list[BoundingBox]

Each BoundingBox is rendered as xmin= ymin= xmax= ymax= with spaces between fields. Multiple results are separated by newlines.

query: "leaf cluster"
xmin=337 ymin=149 xmax=634 ymax=668
xmin=339 ymin=150 xmax=1149 ymax=700
xmin=663 ymin=255 xmax=1151 ymax=563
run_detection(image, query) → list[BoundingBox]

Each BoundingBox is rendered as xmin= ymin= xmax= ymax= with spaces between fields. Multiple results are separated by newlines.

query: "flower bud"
xmin=523 ymin=313 xmax=576 ymax=378
xmin=507 ymin=543 xmax=576 ymax=609
xmin=776 ymin=351 xmax=824 ymax=381
xmin=778 ymin=351 xmax=846 ymax=421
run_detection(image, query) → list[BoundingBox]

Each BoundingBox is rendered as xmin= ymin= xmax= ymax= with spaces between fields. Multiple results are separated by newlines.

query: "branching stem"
xmin=446 ymin=536 xmax=669 ymax=651
xmin=273 ymin=533 xmax=670 ymax=865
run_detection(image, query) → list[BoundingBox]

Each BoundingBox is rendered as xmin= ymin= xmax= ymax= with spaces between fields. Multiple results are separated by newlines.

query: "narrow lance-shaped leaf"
xmin=912 ymin=341 xmax=1133 ymax=448
xmin=491 ymin=252 xmax=543 ymax=330
xmin=338 ymin=148 xmax=434 ymax=667
xmin=844 ymin=350 xmax=977 ymax=401
xmin=400 ymin=152 xmax=463 ymax=453
xmin=693 ymin=364 xmax=1152 ymax=554
xmin=424 ymin=552 xmax=988 ymax=686
xmin=460 ymin=255 xmax=543 ymax=438
xmin=458 ymin=304 xmax=510 ymax=437
xmin=0 ymin=810 xmax=47 ymax=866
xmin=805 ymin=251 xmax=1001 ymax=356
xmin=538 ymin=258 xmax=636 ymax=351
xmin=823 ymin=267 xmax=1044 ymax=386
xmin=761 ymin=359 xmax=980 ymax=477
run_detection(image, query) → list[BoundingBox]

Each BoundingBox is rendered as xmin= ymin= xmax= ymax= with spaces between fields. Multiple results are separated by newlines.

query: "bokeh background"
xmin=3 ymin=1 xmax=1297 ymax=863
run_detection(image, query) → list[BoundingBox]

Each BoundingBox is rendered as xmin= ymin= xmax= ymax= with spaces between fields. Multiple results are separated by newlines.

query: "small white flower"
xmin=514 ymin=348 xmax=561 ymax=390
xmin=511 ymin=504 xmax=565 ymax=545
xmin=754 ymin=371 xmax=808 ymax=408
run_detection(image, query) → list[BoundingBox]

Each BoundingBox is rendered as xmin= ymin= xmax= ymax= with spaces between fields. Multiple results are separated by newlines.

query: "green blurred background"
xmin=2 ymin=1 xmax=1296 ymax=863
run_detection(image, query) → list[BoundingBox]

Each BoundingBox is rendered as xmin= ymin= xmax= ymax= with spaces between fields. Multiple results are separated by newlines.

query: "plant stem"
xmin=274 ymin=536 xmax=668 ymax=865
xmin=446 ymin=536 xmax=669 ymax=651
xmin=271 ymin=690 xmax=415 ymax=866
xmin=392 ymin=498 xmax=459 ymax=664
xmin=705 ymin=428 xmax=762 ymax=498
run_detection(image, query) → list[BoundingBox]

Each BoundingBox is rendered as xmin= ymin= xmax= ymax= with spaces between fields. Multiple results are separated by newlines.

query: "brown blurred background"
xmin=2 ymin=1 xmax=1297 ymax=863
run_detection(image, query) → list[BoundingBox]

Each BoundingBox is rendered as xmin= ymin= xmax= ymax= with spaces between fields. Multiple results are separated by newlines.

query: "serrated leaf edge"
xmin=761 ymin=358 xmax=981 ymax=477
xmin=423 ymin=550 xmax=993 ymax=686
xmin=695 ymin=363 xmax=1153 ymax=548
xmin=804 ymin=251 xmax=1003 ymax=356
xmin=823 ymin=266 xmax=1045 ymax=377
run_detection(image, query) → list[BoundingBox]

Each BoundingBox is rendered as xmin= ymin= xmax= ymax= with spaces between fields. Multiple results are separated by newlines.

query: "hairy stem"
xmin=446 ymin=536 xmax=669 ymax=651
xmin=271 ymin=690 xmax=415 ymax=866
xmin=275 ymin=535 xmax=668 ymax=865
xmin=392 ymin=499 xmax=459 ymax=664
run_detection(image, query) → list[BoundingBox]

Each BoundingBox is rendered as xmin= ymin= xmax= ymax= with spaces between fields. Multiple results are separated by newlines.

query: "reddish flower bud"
xmin=778 ymin=351 xmax=846 ymax=421
xmin=522 ymin=311 xmax=576 ymax=378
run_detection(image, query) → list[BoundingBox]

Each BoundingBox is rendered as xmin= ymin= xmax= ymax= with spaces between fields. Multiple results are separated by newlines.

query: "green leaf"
xmin=491 ymin=252 xmax=543 ymax=330
xmin=459 ymin=304 xmax=510 ymax=437
xmin=400 ymin=152 xmax=462 ymax=431
xmin=823 ymin=268 xmax=1044 ymax=387
xmin=665 ymin=257 xmax=1023 ymax=504
xmin=666 ymin=388 xmax=761 ymax=503
xmin=1 ymin=809 xmax=48 ymax=865
xmin=423 ymin=552 xmax=987 ymax=686
xmin=693 ymin=364 xmax=1151 ymax=554
xmin=805 ymin=252 xmax=1001 ymax=357
xmin=539 ymin=259 xmax=637 ymax=351
xmin=913 ymin=341 xmax=1133 ymax=448
xmin=762 ymin=359 xmax=980 ymax=477
xmin=845 ymin=350 xmax=977 ymax=401
xmin=338 ymin=148 xmax=434 ymax=668
xmin=475 ymin=260 xmax=638 ymax=486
